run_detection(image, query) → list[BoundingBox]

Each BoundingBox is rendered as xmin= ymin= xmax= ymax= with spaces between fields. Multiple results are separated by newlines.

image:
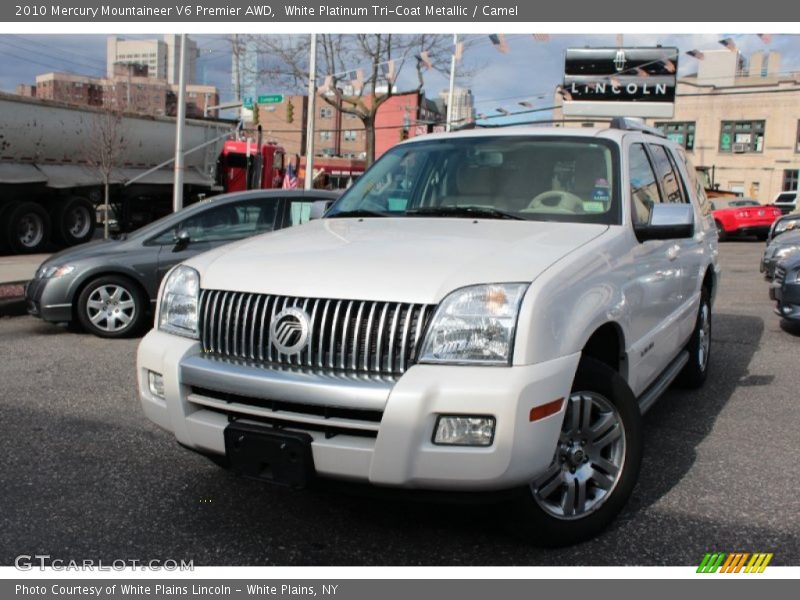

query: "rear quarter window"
xmin=674 ymin=147 xmax=712 ymax=217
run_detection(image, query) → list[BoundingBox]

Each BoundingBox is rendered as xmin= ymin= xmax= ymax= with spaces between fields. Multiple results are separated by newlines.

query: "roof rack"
xmin=609 ymin=117 xmax=667 ymax=139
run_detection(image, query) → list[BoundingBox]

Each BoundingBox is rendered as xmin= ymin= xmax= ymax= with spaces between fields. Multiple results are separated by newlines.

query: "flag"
xmin=635 ymin=67 xmax=650 ymax=78
xmin=758 ymin=33 xmax=773 ymax=44
xmin=489 ymin=34 xmax=508 ymax=54
xmin=454 ymin=41 xmax=464 ymax=63
xmin=519 ymin=101 xmax=534 ymax=108
xmin=318 ymin=75 xmax=333 ymax=94
xmin=719 ymin=38 xmax=737 ymax=52
xmin=417 ymin=51 xmax=432 ymax=69
xmin=686 ymin=49 xmax=705 ymax=60
xmin=532 ymin=34 xmax=550 ymax=42
xmin=556 ymin=85 xmax=572 ymax=101
xmin=349 ymin=69 xmax=364 ymax=92
xmin=661 ymin=58 xmax=676 ymax=73
xmin=282 ymin=163 xmax=298 ymax=189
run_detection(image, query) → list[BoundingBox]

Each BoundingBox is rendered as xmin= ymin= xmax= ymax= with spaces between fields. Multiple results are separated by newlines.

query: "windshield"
xmin=326 ymin=136 xmax=620 ymax=224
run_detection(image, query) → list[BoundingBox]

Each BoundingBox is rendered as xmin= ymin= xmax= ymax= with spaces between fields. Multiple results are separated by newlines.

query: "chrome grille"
xmin=199 ymin=290 xmax=434 ymax=376
xmin=774 ymin=265 xmax=786 ymax=286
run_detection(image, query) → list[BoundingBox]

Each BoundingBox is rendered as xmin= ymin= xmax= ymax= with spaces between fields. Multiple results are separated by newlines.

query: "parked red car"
xmin=711 ymin=198 xmax=783 ymax=241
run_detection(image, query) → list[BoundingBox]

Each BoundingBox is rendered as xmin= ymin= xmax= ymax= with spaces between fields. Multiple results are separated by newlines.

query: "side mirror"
xmin=309 ymin=200 xmax=330 ymax=221
xmin=173 ymin=229 xmax=191 ymax=252
xmin=635 ymin=203 xmax=695 ymax=242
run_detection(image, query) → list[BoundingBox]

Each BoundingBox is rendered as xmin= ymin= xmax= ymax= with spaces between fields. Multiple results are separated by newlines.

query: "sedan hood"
xmin=187 ymin=218 xmax=609 ymax=304
xmin=39 ymin=238 xmax=124 ymax=268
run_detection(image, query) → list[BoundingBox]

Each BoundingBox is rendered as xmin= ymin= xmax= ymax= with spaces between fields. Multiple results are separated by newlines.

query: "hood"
xmin=187 ymin=218 xmax=609 ymax=304
xmin=41 ymin=238 xmax=126 ymax=267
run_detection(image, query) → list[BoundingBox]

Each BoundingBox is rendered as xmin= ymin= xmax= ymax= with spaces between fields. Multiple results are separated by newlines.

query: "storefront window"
xmin=655 ymin=121 xmax=696 ymax=150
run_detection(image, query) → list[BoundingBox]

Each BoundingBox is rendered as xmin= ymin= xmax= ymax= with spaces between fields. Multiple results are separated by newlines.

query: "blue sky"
xmin=1 ymin=33 xmax=798 ymax=122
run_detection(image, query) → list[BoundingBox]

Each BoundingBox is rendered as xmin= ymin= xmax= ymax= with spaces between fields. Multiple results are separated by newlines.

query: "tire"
xmin=76 ymin=275 xmax=147 ymax=338
xmin=0 ymin=201 xmax=21 ymax=254
xmin=674 ymin=287 xmax=712 ymax=389
xmin=52 ymin=197 xmax=96 ymax=246
xmin=715 ymin=220 xmax=728 ymax=242
xmin=508 ymin=357 xmax=643 ymax=547
xmin=5 ymin=202 xmax=51 ymax=254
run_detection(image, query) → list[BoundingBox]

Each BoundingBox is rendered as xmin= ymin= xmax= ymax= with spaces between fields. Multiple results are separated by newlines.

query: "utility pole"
xmin=173 ymin=33 xmax=187 ymax=212
xmin=446 ymin=34 xmax=458 ymax=132
xmin=304 ymin=33 xmax=317 ymax=190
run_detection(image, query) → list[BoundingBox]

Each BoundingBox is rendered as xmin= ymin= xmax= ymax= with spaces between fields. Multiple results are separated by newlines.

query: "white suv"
xmin=138 ymin=119 xmax=719 ymax=545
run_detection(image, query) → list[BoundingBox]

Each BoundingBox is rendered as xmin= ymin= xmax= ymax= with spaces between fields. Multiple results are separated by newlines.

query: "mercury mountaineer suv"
xmin=137 ymin=119 xmax=720 ymax=545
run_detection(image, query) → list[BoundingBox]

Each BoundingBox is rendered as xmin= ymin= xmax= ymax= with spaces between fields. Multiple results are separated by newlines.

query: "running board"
xmin=637 ymin=351 xmax=689 ymax=414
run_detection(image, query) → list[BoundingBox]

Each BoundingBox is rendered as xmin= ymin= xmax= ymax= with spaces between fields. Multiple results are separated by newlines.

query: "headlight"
xmin=789 ymin=269 xmax=800 ymax=284
xmin=37 ymin=264 xmax=75 ymax=279
xmin=775 ymin=219 xmax=798 ymax=235
xmin=158 ymin=265 xmax=200 ymax=339
xmin=774 ymin=245 xmax=800 ymax=260
xmin=419 ymin=283 xmax=528 ymax=365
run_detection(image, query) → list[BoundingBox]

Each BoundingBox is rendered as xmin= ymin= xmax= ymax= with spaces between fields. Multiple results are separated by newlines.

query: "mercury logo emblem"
xmin=269 ymin=307 xmax=310 ymax=355
xmin=614 ymin=50 xmax=627 ymax=73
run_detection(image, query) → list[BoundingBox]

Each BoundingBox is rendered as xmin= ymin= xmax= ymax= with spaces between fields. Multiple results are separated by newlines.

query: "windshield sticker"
xmin=592 ymin=178 xmax=611 ymax=202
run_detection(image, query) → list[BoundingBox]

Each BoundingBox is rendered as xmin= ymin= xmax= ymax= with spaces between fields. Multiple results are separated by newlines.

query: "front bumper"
xmin=137 ymin=329 xmax=579 ymax=491
xmin=24 ymin=277 xmax=73 ymax=323
xmin=773 ymin=281 xmax=800 ymax=320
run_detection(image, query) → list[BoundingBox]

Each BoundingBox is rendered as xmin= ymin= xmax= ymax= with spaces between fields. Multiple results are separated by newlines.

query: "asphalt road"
xmin=1 ymin=241 xmax=798 ymax=566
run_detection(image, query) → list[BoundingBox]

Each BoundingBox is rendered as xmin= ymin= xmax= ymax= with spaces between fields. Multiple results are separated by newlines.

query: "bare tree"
xmin=84 ymin=110 xmax=128 ymax=239
xmin=241 ymin=34 xmax=460 ymax=165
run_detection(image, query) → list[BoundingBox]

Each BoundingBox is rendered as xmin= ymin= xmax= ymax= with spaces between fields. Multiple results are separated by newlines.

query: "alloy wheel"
xmin=85 ymin=284 xmax=136 ymax=333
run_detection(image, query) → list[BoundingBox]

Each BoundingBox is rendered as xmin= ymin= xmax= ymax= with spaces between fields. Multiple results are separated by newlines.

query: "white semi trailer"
xmin=0 ymin=92 xmax=233 ymax=254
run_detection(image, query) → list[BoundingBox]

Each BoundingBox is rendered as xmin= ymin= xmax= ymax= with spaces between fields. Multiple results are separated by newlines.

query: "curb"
xmin=0 ymin=281 xmax=27 ymax=317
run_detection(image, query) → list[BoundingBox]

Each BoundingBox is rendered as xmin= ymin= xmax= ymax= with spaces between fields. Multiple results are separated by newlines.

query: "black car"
xmin=771 ymin=253 xmax=800 ymax=322
xmin=766 ymin=212 xmax=800 ymax=244
xmin=760 ymin=229 xmax=800 ymax=280
xmin=25 ymin=189 xmax=339 ymax=337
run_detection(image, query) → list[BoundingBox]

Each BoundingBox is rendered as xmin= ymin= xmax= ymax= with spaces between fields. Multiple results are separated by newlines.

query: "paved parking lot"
xmin=0 ymin=241 xmax=798 ymax=566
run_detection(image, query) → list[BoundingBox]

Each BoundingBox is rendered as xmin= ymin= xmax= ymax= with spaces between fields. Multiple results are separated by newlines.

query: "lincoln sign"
xmin=562 ymin=47 xmax=678 ymax=118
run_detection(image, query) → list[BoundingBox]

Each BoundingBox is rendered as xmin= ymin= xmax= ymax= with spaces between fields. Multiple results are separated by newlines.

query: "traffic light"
xmin=286 ymin=100 xmax=294 ymax=123
xmin=252 ymin=103 xmax=260 ymax=126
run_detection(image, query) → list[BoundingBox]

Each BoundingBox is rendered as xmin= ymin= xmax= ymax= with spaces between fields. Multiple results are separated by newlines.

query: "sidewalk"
xmin=0 ymin=253 xmax=49 ymax=315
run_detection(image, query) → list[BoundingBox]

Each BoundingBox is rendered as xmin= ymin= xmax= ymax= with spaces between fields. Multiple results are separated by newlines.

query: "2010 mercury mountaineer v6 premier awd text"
xmin=137 ymin=119 xmax=719 ymax=545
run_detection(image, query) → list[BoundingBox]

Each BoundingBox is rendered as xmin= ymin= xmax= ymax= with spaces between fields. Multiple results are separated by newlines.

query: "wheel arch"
xmin=69 ymin=268 xmax=152 ymax=321
xmin=580 ymin=321 xmax=627 ymax=380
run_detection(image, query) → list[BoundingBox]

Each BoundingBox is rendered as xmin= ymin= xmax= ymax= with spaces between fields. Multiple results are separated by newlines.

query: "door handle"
xmin=666 ymin=244 xmax=681 ymax=261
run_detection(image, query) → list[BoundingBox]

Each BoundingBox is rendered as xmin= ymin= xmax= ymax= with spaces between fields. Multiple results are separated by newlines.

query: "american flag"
xmin=719 ymin=38 xmax=737 ymax=52
xmin=635 ymin=67 xmax=650 ymax=78
xmin=489 ymin=34 xmax=509 ymax=54
xmin=661 ymin=59 xmax=677 ymax=73
xmin=282 ymin=163 xmax=298 ymax=189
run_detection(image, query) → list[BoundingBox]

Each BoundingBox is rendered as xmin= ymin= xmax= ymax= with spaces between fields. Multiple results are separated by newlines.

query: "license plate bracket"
xmin=224 ymin=422 xmax=314 ymax=488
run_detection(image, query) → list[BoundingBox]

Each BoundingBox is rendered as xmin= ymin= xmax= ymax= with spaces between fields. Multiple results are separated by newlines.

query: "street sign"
xmin=242 ymin=96 xmax=254 ymax=109
xmin=258 ymin=94 xmax=284 ymax=104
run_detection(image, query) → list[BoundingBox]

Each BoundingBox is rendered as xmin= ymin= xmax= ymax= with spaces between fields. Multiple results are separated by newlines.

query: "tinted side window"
xmin=649 ymin=144 xmax=685 ymax=203
xmin=151 ymin=199 xmax=279 ymax=244
xmin=629 ymin=144 xmax=662 ymax=226
xmin=675 ymin=147 xmax=712 ymax=217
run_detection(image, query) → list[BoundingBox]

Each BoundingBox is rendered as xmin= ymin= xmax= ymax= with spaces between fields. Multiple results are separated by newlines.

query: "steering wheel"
xmin=526 ymin=190 xmax=584 ymax=214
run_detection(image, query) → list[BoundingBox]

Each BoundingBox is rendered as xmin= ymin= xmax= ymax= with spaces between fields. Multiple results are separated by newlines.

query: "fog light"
xmin=433 ymin=416 xmax=495 ymax=446
xmin=148 ymin=371 xmax=165 ymax=399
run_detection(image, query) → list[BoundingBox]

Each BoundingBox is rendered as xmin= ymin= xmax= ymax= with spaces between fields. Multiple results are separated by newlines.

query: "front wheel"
xmin=76 ymin=276 xmax=147 ymax=338
xmin=508 ymin=357 xmax=642 ymax=546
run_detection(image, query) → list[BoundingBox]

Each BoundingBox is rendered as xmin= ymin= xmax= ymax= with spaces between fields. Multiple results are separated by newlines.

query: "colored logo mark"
xmin=697 ymin=552 xmax=773 ymax=573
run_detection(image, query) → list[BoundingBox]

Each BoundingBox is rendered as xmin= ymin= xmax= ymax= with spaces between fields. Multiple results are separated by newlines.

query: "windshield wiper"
xmin=405 ymin=206 xmax=524 ymax=220
xmin=327 ymin=209 xmax=388 ymax=218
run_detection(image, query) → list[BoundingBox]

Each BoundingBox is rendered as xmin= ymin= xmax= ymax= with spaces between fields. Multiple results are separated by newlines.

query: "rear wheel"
xmin=675 ymin=286 xmax=712 ymax=389
xmin=52 ymin=197 xmax=95 ymax=246
xmin=5 ymin=202 xmax=51 ymax=254
xmin=508 ymin=357 xmax=642 ymax=546
xmin=715 ymin=220 xmax=728 ymax=241
xmin=76 ymin=275 xmax=147 ymax=338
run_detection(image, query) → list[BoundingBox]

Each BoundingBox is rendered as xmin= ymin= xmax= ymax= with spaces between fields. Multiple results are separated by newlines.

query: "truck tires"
xmin=510 ymin=357 xmax=643 ymax=547
xmin=52 ymin=197 xmax=95 ymax=246
xmin=76 ymin=275 xmax=147 ymax=338
xmin=4 ymin=202 xmax=51 ymax=254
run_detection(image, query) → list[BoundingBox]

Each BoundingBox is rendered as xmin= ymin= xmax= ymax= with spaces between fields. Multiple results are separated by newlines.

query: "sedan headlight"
xmin=774 ymin=219 xmax=799 ymax=235
xmin=774 ymin=245 xmax=800 ymax=260
xmin=37 ymin=264 xmax=75 ymax=279
xmin=419 ymin=283 xmax=528 ymax=365
xmin=158 ymin=265 xmax=200 ymax=339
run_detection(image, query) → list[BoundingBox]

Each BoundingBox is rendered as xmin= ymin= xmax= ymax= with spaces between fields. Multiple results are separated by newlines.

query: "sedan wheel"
xmin=77 ymin=276 xmax=147 ymax=338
